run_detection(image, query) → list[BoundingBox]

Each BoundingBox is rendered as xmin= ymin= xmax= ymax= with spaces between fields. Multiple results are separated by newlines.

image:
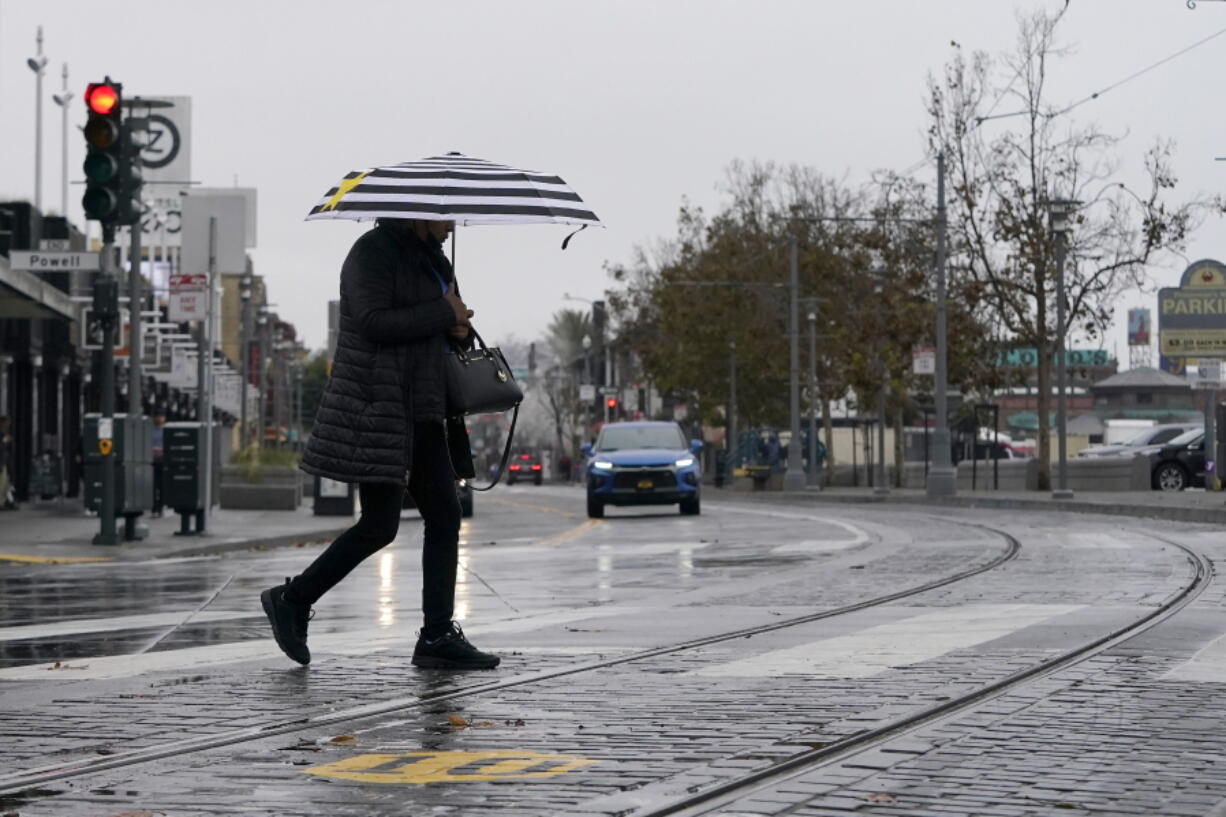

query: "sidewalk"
xmin=722 ymin=484 xmax=1226 ymax=525
xmin=0 ymin=498 xmax=354 ymax=564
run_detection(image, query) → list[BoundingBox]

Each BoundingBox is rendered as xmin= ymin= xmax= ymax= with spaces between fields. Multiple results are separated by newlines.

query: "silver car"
xmin=1078 ymin=423 xmax=1202 ymax=459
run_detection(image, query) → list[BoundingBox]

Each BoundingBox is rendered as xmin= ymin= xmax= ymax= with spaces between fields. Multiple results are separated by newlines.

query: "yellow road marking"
xmin=535 ymin=518 xmax=602 ymax=548
xmin=304 ymin=750 xmax=596 ymax=784
xmin=0 ymin=554 xmax=114 ymax=565
xmin=483 ymin=495 xmax=584 ymax=520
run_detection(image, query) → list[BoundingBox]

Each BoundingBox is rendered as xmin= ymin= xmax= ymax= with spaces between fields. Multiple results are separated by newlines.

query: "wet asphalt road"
xmin=1 ymin=486 xmax=1225 ymax=816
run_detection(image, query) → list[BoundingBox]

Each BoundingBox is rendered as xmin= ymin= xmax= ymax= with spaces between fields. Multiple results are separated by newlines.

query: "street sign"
xmin=1191 ymin=359 xmax=1222 ymax=390
xmin=579 ymin=384 xmax=596 ymax=402
xmin=38 ymin=239 xmax=70 ymax=251
xmin=1159 ymin=259 xmax=1226 ymax=358
xmin=169 ymin=272 xmax=209 ymax=322
xmin=913 ymin=347 xmax=936 ymax=375
xmin=10 ymin=251 xmax=100 ymax=271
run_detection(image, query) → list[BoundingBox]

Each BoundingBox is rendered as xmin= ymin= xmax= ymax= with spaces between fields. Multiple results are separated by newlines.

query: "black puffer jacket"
xmin=301 ymin=223 xmax=473 ymax=484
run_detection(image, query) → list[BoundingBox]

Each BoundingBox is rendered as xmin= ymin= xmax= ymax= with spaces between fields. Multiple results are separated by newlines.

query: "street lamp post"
xmin=783 ymin=236 xmax=806 ymax=491
xmin=239 ymin=274 xmax=252 ymax=448
xmin=582 ymin=334 xmax=592 ymax=442
xmin=807 ymin=311 xmax=819 ymax=488
xmin=1047 ymin=196 xmax=1079 ymax=500
xmin=51 ymin=64 xmax=72 ymax=217
xmin=27 ymin=27 xmax=48 ymax=212
xmin=927 ymin=152 xmax=957 ymax=497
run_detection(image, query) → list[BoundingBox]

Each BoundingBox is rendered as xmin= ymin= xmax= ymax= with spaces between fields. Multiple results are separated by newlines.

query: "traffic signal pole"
xmin=93 ymin=228 xmax=119 ymax=546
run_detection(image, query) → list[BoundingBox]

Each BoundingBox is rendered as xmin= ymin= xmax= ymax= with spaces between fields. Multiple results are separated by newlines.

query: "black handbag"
xmin=445 ymin=328 xmax=523 ymax=491
xmin=444 ymin=328 xmax=523 ymax=416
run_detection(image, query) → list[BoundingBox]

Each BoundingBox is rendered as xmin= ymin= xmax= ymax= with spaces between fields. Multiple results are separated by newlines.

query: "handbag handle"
xmin=451 ymin=405 xmax=519 ymax=493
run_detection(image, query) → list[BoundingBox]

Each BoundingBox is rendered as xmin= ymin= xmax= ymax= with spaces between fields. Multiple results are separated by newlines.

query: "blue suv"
xmin=582 ymin=421 xmax=702 ymax=519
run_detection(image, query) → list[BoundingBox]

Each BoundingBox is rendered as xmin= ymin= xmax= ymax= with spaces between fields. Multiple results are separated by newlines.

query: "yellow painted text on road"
xmin=304 ymin=750 xmax=596 ymax=784
xmin=0 ymin=554 xmax=113 ymax=564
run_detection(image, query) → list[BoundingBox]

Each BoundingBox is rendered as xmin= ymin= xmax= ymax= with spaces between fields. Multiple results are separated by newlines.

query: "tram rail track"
xmin=633 ymin=531 xmax=1214 ymax=817
xmin=0 ymin=516 xmax=1021 ymax=798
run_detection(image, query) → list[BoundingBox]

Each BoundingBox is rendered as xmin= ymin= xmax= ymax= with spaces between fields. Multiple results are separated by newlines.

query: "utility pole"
xmin=728 ymin=339 xmax=737 ymax=473
xmin=783 ymin=236 xmax=806 ymax=490
xmin=202 ymin=217 xmax=217 ymax=525
xmin=927 ymin=153 xmax=957 ymax=497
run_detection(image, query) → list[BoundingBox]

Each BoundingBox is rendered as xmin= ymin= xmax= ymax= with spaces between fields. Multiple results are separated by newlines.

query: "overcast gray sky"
xmin=2 ymin=0 xmax=1222 ymax=363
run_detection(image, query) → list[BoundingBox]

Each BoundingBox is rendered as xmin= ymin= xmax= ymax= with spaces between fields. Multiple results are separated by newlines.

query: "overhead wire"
xmin=902 ymin=20 xmax=1226 ymax=177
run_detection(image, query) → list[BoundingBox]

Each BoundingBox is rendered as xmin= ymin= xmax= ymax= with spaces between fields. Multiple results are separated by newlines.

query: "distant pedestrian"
xmin=150 ymin=414 xmax=166 ymax=518
xmin=264 ymin=217 xmax=499 ymax=670
xmin=0 ymin=416 xmax=14 ymax=510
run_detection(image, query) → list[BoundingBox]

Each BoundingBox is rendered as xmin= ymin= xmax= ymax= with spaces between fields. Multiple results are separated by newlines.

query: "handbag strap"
xmin=462 ymin=404 xmax=519 ymax=493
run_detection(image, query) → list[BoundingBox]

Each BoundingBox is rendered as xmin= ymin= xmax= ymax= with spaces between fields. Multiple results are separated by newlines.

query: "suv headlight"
xmin=593 ymin=460 xmax=614 ymax=470
xmin=675 ymin=456 xmax=695 ymax=468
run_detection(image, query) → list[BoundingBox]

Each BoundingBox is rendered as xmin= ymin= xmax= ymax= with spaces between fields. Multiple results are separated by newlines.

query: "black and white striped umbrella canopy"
xmin=306 ymin=152 xmax=601 ymax=227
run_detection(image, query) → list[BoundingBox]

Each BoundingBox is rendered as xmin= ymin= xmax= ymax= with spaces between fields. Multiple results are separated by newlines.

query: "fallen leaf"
xmin=328 ymin=735 xmax=356 ymax=743
xmin=447 ymin=715 xmax=469 ymax=727
xmin=473 ymin=721 xmax=497 ymax=728
xmin=864 ymin=793 xmax=896 ymax=803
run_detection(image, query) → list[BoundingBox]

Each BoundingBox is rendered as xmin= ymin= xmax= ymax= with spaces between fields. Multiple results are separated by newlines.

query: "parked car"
xmin=506 ymin=452 xmax=544 ymax=485
xmin=582 ymin=421 xmax=702 ymax=519
xmin=402 ymin=479 xmax=474 ymax=518
xmin=1079 ymin=423 xmax=1201 ymax=459
xmin=1150 ymin=429 xmax=1205 ymax=492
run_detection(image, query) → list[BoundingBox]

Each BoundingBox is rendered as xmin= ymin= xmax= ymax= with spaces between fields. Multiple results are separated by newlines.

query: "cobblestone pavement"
xmin=0 ymin=488 xmax=1221 ymax=816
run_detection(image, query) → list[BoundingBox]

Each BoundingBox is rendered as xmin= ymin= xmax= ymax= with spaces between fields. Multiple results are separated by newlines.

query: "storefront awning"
xmin=0 ymin=256 xmax=77 ymax=319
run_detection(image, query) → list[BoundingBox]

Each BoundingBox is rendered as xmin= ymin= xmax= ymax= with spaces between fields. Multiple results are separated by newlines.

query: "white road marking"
xmin=0 ymin=610 xmax=257 ymax=643
xmin=1163 ymin=630 xmax=1226 ymax=683
xmin=694 ymin=604 xmax=1084 ymax=679
xmin=1064 ymin=532 xmax=1134 ymax=550
xmin=0 ymin=606 xmax=640 ymax=681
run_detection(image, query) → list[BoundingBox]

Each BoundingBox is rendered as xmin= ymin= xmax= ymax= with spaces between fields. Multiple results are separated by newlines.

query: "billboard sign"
xmin=1159 ymin=259 xmax=1226 ymax=358
xmin=1127 ymin=308 xmax=1152 ymax=347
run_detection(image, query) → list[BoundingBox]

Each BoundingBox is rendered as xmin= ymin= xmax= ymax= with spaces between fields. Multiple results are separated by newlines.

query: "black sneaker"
xmin=261 ymin=578 xmax=313 ymax=665
xmin=412 ymin=623 xmax=500 ymax=670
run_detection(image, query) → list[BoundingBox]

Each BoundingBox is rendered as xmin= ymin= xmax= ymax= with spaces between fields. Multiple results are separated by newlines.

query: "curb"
xmin=715 ymin=489 xmax=1226 ymax=526
xmin=137 ymin=525 xmax=354 ymax=561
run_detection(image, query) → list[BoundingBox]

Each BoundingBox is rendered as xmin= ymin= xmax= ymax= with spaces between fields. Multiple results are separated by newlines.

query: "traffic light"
xmin=605 ymin=396 xmax=618 ymax=422
xmin=82 ymin=80 xmax=123 ymax=223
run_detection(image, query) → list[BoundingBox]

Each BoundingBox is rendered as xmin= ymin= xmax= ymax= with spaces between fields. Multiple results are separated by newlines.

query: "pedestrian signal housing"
xmin=82 ymin=80 xmax=123 ymax=223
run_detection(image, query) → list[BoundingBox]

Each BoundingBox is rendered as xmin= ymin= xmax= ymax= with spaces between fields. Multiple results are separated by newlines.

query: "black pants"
xmin=288 ymin=422 xmax=461 ymax=634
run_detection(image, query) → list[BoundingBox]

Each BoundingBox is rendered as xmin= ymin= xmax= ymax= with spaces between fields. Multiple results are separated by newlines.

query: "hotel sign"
xmin=1159 ymin=259 xmax=1226 ymax=358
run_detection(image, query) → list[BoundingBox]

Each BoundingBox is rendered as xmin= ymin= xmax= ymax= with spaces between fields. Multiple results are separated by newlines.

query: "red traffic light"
xmin=606 ymin=398 xmax=617 ymax=408
xmin=86 ymin=83 xmax=119 ymax=115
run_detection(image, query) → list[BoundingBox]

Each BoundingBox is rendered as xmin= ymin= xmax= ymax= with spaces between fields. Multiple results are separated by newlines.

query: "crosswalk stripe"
xmin=694 ymin=604 xmax=1084 ymax=679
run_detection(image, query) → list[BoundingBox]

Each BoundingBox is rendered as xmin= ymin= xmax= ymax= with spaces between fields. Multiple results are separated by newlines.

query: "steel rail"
xmin=637 ymin=533 xmax=1214 ymax=817
xmin=0 ymin=518 xmax=1020 ymax=797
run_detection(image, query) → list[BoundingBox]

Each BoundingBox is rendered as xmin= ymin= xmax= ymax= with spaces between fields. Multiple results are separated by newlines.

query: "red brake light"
xmin=509 ymin=465 xmax=521 ymax=471
xmin=87 ymin=84 xmax=119 ymax=115
xmin=531 ymin=464 xmax=542 ymax=470
xmin=519 ymin=454 xmax=530 ymax=460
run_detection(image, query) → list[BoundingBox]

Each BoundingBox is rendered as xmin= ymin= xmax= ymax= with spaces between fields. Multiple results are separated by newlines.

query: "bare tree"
xmin=928 ymin=7 xmax=1205 ymax=488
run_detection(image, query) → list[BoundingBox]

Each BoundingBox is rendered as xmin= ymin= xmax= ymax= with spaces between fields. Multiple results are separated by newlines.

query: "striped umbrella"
xmin=306 ymin=152 xmax=601 ymax=227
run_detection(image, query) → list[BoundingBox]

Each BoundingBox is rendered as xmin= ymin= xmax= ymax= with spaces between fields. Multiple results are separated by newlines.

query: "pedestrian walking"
xmin=0 ymin=416 xmax=15 ymax=510
xmin=262 ymin=217 xmax=500 ymax=670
